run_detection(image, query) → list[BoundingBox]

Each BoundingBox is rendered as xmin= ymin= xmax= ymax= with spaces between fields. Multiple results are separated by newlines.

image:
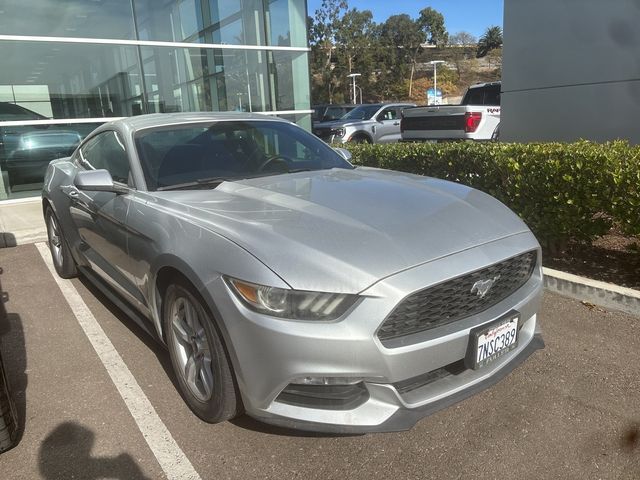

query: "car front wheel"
xmin=163 ymin=281 xmax=241 ymax=423
xmin=45 ymin=207 xmax=77 ymax=279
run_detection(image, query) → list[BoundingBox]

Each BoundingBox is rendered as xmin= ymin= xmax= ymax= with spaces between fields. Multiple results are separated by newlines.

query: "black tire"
xmin=491 ymin=125 xmax=500 ymax=142
xmin=0 ymin=348 xmax=18 ymax=453
xmin=44 ymin=207 xmax=77 ymax=279
xmin=349 ymin=134 xmax=372 ymax=144
xmin=163 ymin=280 xmax=241 ymax=423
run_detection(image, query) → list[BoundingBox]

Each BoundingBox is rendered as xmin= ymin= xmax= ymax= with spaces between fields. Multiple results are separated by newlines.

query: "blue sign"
xmin=427 ymin=88 xmax=443 ymax=105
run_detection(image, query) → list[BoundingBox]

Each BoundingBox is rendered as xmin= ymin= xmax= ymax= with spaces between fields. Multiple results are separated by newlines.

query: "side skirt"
xmin=78 ymin=266 xmax=163 ymax=344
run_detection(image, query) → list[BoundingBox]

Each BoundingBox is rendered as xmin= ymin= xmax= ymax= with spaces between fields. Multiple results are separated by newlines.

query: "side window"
xmin=484 ymin=87 xmax=501 ymax=106
xmin=79 ymin=131 xmax=131 ymax=185
xmin=378 ymin=108 xmax=398 ymax=121
xmin=463 ymin=88 xmax=484 ymax=105
xmin=79 ymin=135 xmax=106 ymax=170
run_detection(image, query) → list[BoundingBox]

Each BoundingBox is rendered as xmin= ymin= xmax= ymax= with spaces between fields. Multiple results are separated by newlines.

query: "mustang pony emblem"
xmin=471 ymin=275 xmax=501 ymax=299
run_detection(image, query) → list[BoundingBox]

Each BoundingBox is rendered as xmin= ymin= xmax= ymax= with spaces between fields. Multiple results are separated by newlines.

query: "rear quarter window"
xmin=462 ymin=86 xmax=501 ymax=106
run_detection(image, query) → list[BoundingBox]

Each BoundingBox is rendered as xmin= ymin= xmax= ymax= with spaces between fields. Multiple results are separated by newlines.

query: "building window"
xmin=0 ymin=0 xmax=311 ymax=200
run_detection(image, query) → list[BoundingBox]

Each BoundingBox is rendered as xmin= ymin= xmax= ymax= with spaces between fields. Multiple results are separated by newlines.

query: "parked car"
xmin=0 ymin=268 xmax=18 ymax=453
xmin=0 ymin=102 xmax=82 ymax=190
xmin=313 ymin=102 xmax=416 ymax=144
xmin=401 ymin=82 xmax=501 ymax=142
xmin=3 ymin=130 xmax=82 ymax=187
xmin=312 ymin=104 xmax=356 ymax=124
xmin=43 ymin=112 xmax=543 ymax=433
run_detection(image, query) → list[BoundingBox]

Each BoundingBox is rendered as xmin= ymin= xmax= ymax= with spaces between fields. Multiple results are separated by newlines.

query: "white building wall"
xmin=502 ymin=0 xmax=640 ymax=143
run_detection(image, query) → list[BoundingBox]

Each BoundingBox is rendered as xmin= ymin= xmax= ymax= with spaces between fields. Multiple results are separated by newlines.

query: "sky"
xmin=306 ymin=0 xmax=504 ymax=39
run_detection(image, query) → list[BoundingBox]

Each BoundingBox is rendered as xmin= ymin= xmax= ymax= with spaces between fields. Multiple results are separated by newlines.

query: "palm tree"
xmin=477 ymin=26 xmax=503 ymax=58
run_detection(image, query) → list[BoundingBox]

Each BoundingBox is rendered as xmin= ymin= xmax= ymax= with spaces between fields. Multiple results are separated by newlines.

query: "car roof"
xmin=102 ymin=111 xmax=288 ymax=132
xmin=468 ymin=81 xmax=501 ymax=89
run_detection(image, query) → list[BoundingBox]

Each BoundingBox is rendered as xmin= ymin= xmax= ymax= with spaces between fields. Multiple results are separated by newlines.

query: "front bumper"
xmin=210 ymin=232 xmax=544 ymax=433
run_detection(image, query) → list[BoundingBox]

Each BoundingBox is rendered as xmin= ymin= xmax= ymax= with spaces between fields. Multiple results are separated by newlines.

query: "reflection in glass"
xmin=140 ymin=46 xmax=308 ymax=114
xmin=0 ymin=0 xmax=135 ymax=39
xmin=133 ymin=0 xmax=307 ymax=48
xmin=0 ymin=0 xmax=311 ymax=200
xmin=0 ymin=122 xmax=103 ymax=200
xmin=0 ymin=41 xmax=144 ymax=120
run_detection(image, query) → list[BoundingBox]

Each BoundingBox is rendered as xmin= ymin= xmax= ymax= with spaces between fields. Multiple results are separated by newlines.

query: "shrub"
xmin=342 ymin=141 xmax=640 ymax=249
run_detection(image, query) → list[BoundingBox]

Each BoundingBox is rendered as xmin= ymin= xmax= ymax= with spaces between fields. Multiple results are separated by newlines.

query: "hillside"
xmin=409 ymin=46 xmax=502 ymax=104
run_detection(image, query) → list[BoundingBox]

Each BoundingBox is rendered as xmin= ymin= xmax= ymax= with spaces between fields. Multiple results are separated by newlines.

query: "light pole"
xmin=429 ymin=60 xmax=445 ymax=105
xmin=347 ymin=73 xmax=361 ymax=105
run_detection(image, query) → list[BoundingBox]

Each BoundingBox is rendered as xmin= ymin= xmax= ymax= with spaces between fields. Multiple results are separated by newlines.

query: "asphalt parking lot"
xmin=0 ymin=243 xmax=638 ymax=479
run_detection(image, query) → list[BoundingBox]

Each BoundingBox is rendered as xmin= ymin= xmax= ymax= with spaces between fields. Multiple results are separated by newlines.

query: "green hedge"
xmin=342 ymin=141 xmax=640 ymax=249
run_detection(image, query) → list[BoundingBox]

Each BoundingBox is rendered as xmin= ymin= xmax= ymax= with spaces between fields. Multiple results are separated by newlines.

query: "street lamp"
xmin=347 ymin=73 xmax=361 ymax=105
xmin=429 ymin=60 xmax=445 ymax=105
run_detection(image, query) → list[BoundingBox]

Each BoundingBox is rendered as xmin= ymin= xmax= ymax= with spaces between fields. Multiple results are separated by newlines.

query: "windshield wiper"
xmin=157 ymin=176 xmax=228 ymax=191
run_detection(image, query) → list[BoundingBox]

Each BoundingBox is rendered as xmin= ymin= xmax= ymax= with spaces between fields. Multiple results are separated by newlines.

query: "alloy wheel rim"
xmin=47 ymin=215 xmax=63 ymax=268
xmin=170 ymin=296 xmax=214 ymax=402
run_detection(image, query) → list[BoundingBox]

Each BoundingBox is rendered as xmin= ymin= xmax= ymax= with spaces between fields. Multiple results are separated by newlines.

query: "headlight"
xmin=225 ymin=277 xmax=358 ymax=321
xmin=332 ymin=128 xmax=346 ymax=137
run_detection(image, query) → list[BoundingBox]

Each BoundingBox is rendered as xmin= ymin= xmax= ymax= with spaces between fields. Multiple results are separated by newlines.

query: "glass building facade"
xmin=0 ymin=0 xmax=311 ymax=200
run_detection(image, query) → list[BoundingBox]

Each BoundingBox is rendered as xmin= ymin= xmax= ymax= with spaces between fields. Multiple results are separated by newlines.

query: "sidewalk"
xmin=0 ymin=198 xmax=46 ymax=247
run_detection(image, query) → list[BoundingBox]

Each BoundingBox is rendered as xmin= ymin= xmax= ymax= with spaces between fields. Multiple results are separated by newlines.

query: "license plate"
xmin=467 ymin=313 xmax=519 ymax=370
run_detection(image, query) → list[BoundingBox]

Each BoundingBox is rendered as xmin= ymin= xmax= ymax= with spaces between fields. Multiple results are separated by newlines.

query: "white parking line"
xmin=35 ymin=242 xmax=202 ymax=480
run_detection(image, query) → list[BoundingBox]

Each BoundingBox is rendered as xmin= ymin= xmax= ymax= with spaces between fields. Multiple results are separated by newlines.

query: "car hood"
xmin=158 ymin=168 xmax=530 ymax=293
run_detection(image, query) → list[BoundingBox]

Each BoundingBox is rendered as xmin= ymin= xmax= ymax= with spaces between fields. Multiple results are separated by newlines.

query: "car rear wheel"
xmin=45 ymin=207 xmax=77 ymax=279
xmin=163 ymin=281 xmax=241 ymax=423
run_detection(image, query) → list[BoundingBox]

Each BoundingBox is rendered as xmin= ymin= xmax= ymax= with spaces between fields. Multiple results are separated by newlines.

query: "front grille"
xmin=313 ymin=130 xmax=333 ymax=143
xmin=377 ymin=251 xmax=537 ymax=345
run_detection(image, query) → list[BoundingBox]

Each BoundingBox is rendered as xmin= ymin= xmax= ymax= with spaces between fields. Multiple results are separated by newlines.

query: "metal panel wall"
xmin=502 ymin=0 xmax=640 ymax=143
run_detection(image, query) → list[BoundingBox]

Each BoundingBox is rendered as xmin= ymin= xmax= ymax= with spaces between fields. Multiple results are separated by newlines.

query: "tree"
xmin=380 ymin=14 xmax=424 ymax=98
xmin=335 ymin=9 xmax=377 ymax=102
xmin=447 ymin=31 xmax=477 ymax=81
xmin=477 ymin=26 xmax=503 ymax=58
xmin=308 ymin=0 xmax=348 ymax=102
xmin=418 ymin=7 xmax=448 ymax=47
xmin=449 ymin=31 xmax=477 ymax=46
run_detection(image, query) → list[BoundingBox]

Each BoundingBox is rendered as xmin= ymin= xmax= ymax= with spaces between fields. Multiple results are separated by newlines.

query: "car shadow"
xmin=39 ymin=421 xmax=152 ymax=479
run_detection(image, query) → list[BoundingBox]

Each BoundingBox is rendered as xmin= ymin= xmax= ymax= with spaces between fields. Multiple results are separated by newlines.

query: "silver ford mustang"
xmin=42 ymin=112 xmax=544 ymax=433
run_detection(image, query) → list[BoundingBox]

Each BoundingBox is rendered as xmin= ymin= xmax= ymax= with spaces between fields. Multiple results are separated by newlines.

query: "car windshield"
xmin=341 ymin=104 xmax=382 ymax=121
xmin=135 ymin=120 xmax=354 ymax=191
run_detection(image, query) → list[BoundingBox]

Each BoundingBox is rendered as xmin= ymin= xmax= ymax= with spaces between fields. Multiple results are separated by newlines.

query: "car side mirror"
xmin=333 ymin=147 xmax=352 ymax=162
xmin=74 ymin=169 xmax=128 ymax=194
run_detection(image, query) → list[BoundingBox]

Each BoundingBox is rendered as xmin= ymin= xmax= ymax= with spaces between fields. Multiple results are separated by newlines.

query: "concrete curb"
xmin=543 ymin=267 xmax=640 ymax=317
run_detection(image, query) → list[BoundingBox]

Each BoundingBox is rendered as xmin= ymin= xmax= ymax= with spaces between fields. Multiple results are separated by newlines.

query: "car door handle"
xmin=62 ymin=186 xmax=79 ymax=198
xmin=393 ymin=122 xmax=400 ymax=126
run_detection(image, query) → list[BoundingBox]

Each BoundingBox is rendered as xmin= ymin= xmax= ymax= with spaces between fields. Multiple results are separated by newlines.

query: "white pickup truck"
xmin=400 ymin=82 xmax=501 ymax=142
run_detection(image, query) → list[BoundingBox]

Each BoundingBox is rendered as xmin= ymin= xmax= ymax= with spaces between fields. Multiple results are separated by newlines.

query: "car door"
xmin=67 ymin=130 xmax=142 ymax=307
xmin=373 ymin=107 xmax=402 ymax=143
